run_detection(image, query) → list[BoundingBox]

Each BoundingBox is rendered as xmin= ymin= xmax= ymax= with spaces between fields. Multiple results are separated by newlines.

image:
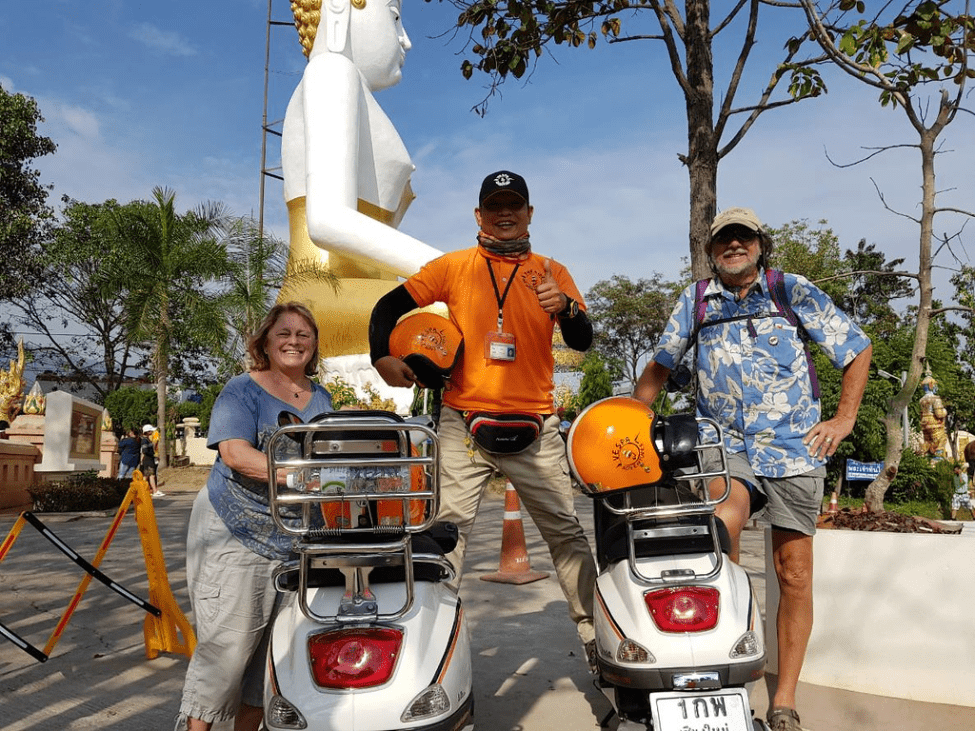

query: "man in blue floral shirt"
xmin=634 ymin=207 xmax=872 ymax=731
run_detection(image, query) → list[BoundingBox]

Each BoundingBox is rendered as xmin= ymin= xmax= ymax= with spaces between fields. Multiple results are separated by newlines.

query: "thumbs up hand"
xmin=536 ymin=258 xmax=568 ymax=315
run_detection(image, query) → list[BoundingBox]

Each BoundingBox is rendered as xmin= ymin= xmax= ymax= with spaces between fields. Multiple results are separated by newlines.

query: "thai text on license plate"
xmin=649 ymin=688 xmax=752 ymax=731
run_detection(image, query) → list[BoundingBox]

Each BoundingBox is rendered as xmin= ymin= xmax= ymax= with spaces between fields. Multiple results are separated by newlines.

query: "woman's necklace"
xmin=270 ymin=372 xmax=308 ymax=400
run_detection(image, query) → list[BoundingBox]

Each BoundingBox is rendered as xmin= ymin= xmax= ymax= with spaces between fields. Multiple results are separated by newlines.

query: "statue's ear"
xmin=325 ymin=0 xmax=350 ymax=54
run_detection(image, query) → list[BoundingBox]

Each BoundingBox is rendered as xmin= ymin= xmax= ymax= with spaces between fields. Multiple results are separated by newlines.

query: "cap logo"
xmin=493 ymin=173 xmax=513 ymax=187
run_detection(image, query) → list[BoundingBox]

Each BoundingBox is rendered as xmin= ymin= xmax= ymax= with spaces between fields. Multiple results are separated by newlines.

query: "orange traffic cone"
xmin=828 ymin=492 xmax=839 ymax=513
xmin=480 ymin=482 xmax=550 ymax=585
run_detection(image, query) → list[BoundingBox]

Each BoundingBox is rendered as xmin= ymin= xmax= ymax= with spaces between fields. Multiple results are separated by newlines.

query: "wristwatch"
xmin=559 ymin=296 xmax=580 ymax=319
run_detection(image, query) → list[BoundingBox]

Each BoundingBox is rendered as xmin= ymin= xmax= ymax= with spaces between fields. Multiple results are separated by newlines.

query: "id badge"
xmin=485 ymin=331 xmax=516 ymax=361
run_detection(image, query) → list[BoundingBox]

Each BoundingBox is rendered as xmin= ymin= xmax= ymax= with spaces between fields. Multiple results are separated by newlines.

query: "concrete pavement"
xmin=2 ymin=482 xmax=973 ymax=730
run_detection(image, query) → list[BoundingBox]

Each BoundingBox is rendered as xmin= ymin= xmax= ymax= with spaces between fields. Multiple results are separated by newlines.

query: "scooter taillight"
xmin=644 ymin=587 xmax=719 ymax=633
xmin=308 ymin=627 xmax=403 ymax=689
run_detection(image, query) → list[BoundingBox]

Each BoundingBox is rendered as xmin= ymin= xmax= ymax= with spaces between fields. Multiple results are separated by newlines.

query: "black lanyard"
xmin=486 ymin=259 xmax=520 ymax=331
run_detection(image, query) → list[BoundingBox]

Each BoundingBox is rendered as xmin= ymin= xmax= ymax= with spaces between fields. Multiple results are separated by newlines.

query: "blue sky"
xmin=2 ymin=0 xmax=972 ymax=301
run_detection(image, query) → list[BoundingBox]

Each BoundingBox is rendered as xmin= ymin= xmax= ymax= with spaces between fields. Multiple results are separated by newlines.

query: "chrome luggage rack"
xmin=265 ymin=415 xmax=451 ymax=623
xmin=595 ymin=416 xmax=733 ymax=585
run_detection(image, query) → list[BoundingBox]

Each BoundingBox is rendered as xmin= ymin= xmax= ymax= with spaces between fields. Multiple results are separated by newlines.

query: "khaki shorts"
xmin=705 ymin=450 xmax=825 ymax=535
xmin=175 ymin=490 xmax=280 ymax=727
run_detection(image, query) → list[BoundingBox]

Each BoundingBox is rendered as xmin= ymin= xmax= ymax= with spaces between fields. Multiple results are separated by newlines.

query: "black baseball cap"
xmin=478 ymin=170 xmax=530 ymax=207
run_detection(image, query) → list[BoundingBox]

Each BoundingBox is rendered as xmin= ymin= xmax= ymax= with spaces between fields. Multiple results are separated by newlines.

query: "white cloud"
xmin=57 ymin=103 xmax=101 ymax=140
xmin=129 ymin=23 xmax=196 ymax=57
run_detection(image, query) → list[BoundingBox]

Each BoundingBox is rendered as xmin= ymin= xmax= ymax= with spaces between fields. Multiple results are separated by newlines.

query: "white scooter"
xmin=566 ymin=397 xmax=769 ymax=731
xmin=262 ymin=410 xmax=475 ymax=731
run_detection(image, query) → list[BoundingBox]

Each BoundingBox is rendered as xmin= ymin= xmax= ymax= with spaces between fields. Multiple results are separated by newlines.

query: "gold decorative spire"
xmin=0 ymin=340 xmax=26 ymax=424
xmin=22 ymin=380 xmax=46 ymax=416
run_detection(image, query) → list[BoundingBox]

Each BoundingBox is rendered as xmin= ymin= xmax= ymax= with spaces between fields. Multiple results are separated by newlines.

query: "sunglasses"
xmin=712 ymin=227 xmax=759 ymax=245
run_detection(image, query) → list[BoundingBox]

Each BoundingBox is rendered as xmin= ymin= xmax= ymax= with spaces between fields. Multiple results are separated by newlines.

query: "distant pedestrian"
xmin=141 ymin=424 xmax=163 ymax=497
xmin=117 ymin=428 xmax=141 ymax=480
xmin=964 ymin=440 xmax=975 ymax=485
xmin=951 ymin=464 xmax=974 ymax=520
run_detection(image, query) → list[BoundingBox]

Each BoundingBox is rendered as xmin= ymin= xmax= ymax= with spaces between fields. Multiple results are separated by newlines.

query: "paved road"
xmin=2 ymin=484 xmax=973 ymax=730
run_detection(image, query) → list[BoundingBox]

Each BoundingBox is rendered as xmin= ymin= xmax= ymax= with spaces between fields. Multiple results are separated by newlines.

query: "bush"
xmin=323 ymin=375 xmax=395 ymax=411
xmin=886 ymin=449 xmax=944 ymax=504
xmin=28 ymin=471 xmax=129 ymax=512
xmin=184 ymin=382 xmax=222 ymax=433
xmin=104 ymin=386 xmax=166 ymax=436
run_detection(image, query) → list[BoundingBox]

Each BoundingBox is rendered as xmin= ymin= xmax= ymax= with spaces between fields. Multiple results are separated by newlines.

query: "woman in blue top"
xmin=116 ymin=427 xmax=141 ymax=480
xmin=176 ymin=302 xmax=332 ymax=731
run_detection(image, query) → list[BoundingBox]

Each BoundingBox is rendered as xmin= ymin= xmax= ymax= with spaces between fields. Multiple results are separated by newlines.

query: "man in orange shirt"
xmin=370 ymin=170 xmax=597 ymax=666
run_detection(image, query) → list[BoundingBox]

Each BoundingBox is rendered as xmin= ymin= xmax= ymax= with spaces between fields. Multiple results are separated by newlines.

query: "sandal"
xmin=584 ymin=639 xmax=598 ymax=675
xmin=767 ymin=707 xmax=802 ymax=731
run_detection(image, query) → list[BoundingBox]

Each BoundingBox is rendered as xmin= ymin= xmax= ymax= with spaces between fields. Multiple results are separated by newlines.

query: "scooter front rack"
xmin=266 ymin=418 xmax=440 ymax=539
xmin=266 ymin=416 xmax=445 ymax=624
xmin=595 ymin=416 xmax=732 ymax=585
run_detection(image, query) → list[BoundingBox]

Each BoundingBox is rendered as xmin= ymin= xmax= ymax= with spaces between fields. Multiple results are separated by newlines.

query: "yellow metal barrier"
xmin=128 ymin=470 xmax=196 ymax=659
xmin=0 ymin=470 xmax=196 ymax=662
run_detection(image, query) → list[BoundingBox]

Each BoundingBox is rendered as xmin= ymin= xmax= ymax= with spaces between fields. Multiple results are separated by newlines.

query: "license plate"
xmin=650 ymin=688 xmax=753 ymax=731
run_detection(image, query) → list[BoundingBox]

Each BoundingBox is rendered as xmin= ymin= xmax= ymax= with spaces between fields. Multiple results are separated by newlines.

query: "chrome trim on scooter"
xmin=672 ymin=671 xmax=721 ymax=690
xmin=266 ymin=418 xmax=443 ymax=623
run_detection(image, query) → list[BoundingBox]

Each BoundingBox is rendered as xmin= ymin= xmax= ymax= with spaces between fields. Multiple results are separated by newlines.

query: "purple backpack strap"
xmin=766 ymin=269 xmax=820 ymax=399
xmin=766 ymin=269 xmax=796 ymax=326
xmin=693 ymin=278 xmax=710 ymax=331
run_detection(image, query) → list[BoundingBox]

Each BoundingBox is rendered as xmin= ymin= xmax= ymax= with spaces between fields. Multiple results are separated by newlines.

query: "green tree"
xmin=104 ymin=386 xmax=162 ymax=436
xmin=219 ymin=217 xmax=288 ymax=377
xmin=218 ymin=216 xmax=337 ymax=378
xmin=946 ymin=265 xmax=975 ymax=434
xmin=109 ymin=187 xmax=232 ymax=468
xmin=5 ymin=197 xmax=148 ymax=399
xmin=428 ymin=1 xmax=820 ymax=278
xmin=790 ymin=1 xmax=975 ymax=511
xmin=0 ymin=87 xmax=56 ymax=306
xmin=585 ymin=273 xmax=677 ymax=389
xmin=840 ymin=239 xmax=913 ymax=338
xmin=767 ymin=220 xmax=849 ymax=303
xmin=577 ymin=350 xmax=615 ymax=410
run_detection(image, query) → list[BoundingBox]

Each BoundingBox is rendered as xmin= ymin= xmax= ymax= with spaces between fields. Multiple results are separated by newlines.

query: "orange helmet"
xmin=566 ymin=396 xmax=665 ymax=495
xmin=388 ymin=313 xmax=464 ymax=390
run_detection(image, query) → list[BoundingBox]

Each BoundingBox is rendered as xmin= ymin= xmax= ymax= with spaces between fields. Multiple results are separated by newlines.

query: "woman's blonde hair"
xmin=291 ymin=0 xmax=366 ymax=58
xmin=248 ymin=302 xmax=320 ymax=376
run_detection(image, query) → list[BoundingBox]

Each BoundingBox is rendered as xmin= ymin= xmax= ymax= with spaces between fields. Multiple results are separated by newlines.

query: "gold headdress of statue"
xmin=291 ymin=0 xmax=367 ymax=58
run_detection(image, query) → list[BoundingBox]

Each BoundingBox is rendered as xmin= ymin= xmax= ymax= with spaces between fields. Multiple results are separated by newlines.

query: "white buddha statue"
xmin=280 ymin=0 xmax=441 ymax=379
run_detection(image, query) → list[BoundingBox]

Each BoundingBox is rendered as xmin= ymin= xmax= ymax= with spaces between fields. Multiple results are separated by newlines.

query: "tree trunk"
xmin=155 ymin=307 xmax=171 ymax=470
xmin=156 ymin=357 xmax=168 ymax=470
xmin=683 ymin=0 xmax=718 ymax=281
xmin=864 ymin=122 xmax=939 ymax=512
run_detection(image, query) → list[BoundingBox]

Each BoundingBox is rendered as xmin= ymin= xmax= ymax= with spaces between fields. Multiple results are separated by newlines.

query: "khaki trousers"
xmin=437 ymin=406 xmax=596 ymax=644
